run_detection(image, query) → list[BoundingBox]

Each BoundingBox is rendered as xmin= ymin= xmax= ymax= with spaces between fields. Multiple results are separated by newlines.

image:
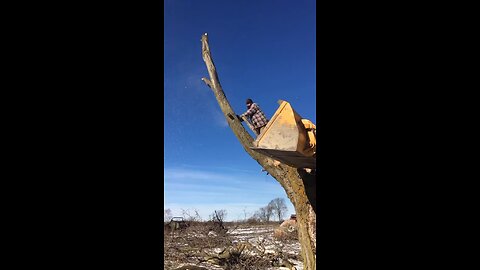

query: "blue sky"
xmin=164 ymin=0 xmax=316 ymax=221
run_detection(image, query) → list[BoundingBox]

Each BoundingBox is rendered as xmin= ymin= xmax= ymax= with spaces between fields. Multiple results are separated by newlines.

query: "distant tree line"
xmin=164 ymin=197 xmax=288 ymax=224
xmin=164 ymin=208 xmax=203 ymax=222
xmin=250 ymin=197 xmax=288 ymax=223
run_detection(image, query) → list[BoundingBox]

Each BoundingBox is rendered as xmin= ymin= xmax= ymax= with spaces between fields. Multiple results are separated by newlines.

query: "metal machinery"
xmin=250 ymin=100 xmax=316 ymax=170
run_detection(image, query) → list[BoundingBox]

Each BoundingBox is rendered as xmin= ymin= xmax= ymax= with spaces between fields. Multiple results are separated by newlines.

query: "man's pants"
xmin=254 ymin=125 xmax=266 ymax=136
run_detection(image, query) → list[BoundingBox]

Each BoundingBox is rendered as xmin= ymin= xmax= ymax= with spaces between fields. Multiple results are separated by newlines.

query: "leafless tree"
xmin=253 ymin=204 xmax=274 ymax=222
xmin=164 ymin=208 xmax=172 ymax=222
xmin=181 ymin=208 xmax=202 ymax=222
xmin=210 ymin=209 xmax=227 ymax=223
xmin=266 ymin=204 xmax=274 ymax=222
xmin=208 ymin=209 xmax=227 ymax=233
xmin=200 ymin=33 xmax=316 ymax=269
xmin=269 ymin=198 xmax=288 ymax=222
xmin=254 ymin=207 xmax=267 ymax=222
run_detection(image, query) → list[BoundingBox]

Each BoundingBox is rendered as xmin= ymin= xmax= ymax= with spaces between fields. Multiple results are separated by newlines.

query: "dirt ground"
xmin=164 ymin=223 xmax=303 ymax=270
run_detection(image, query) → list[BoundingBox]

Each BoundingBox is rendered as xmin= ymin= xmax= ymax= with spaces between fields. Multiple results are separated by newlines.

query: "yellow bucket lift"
xmin=250 ymin=100 xmax=316 ymax=169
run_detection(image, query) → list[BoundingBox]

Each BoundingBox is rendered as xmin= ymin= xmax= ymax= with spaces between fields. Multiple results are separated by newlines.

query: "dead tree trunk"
xmin=200 ymin=33 xmax=316 ymax=270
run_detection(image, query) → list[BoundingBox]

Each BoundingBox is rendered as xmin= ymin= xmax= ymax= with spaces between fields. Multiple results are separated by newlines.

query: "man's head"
xmin=246 ymin=98 xmax=253 ymax=108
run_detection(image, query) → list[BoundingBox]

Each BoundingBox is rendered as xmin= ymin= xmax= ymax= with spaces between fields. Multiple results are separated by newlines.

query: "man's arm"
xmin=240 ymin=104 xmax=257 ymax=118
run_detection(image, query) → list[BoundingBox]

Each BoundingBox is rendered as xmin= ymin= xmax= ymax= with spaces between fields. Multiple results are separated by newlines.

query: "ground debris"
xmin=164 ymin=223 xmax=303 ymax=270
xmin=172 ymin=266 xmax=210 ymax=270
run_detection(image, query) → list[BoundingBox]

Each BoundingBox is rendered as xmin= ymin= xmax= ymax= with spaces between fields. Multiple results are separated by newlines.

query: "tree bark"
xmin=199 ymin=33 xmax=316 ymax=270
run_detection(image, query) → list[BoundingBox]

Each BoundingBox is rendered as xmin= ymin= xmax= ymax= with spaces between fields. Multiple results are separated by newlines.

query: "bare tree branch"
xmin=201 ymin=77 xmax=212 ymax=89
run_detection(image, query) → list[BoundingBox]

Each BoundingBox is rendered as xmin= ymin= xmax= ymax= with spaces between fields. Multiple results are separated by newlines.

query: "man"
xmin=237 ymin=98 xmax=269 ymax=136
